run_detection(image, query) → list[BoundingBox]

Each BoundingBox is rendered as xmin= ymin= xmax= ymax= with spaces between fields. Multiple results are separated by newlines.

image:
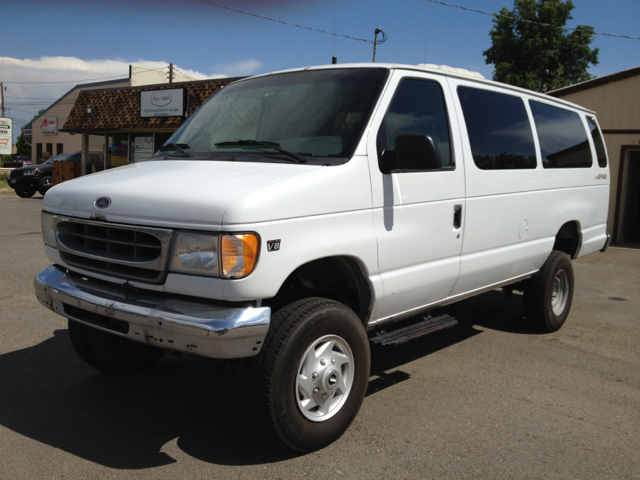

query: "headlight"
xmin=169 ymin=232 xmax=220 ymax=277
xmin=41 ymin=213 xmax=56 ymax=247
xmin=24 ymin=169 xmax=36 ymax=176
xmin=221 ymin=234 xmax=259 ymax=279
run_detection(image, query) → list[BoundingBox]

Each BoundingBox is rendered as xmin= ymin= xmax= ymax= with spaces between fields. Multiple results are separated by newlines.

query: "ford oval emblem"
xmin=95 ymin=197 xmax=111 ymax=209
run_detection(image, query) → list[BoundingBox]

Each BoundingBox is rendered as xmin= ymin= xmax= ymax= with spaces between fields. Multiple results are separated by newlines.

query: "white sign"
xmin=42 ymin=116 xmax=58 ymax=135
xmin=0 ymin=118 xmax=12 ymax=155
xmin=140 ymin=89 xmax=185 ymax=117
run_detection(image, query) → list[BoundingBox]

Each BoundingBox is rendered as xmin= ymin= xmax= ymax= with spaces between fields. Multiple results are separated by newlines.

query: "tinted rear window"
xmin=587 ymin=116 xmax=607 ymax=167
xmin=529 ymin=101 xmax=592 ymax=169
xmin=458 ymin=87 xmax=536 ymax=170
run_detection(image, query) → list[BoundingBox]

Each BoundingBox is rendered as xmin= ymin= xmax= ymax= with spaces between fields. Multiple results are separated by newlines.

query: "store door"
xmin=132 ymin=135 xmax=154 ymax=162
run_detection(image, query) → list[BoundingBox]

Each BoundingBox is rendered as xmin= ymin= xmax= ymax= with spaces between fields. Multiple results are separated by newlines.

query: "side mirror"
xmin=380 ymin=134 xmax=442 ymax=173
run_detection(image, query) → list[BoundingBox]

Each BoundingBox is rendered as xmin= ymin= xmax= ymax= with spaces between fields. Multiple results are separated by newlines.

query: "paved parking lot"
xmin=1 ymin=193 xmax=639 ymax=479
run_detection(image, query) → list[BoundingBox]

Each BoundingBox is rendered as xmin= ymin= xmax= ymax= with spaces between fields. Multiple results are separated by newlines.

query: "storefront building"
xmin=60 ymin=77 xmax=241 ymax=175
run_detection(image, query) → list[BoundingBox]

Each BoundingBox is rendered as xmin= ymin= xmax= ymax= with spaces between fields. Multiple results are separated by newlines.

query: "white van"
xmin=35 ymin=63 xmax=610 ymax=452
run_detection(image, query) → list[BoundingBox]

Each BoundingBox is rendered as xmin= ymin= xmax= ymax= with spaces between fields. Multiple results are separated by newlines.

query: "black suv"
xmin=8 ymin=152 xmax=81 ymax=198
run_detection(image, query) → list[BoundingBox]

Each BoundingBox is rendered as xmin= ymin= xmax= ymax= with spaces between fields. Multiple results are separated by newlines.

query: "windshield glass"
xmin=156 ymin=68 xmax=389 ymax=165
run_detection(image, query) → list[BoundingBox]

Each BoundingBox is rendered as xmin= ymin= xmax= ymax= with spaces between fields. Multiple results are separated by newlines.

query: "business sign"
xmin=24 ymin=127 xmax=32 ymax=138
xmin=140 ymin=88 xmax=185 ymax=117
xmin=0 ymin=118 xmax=12 ymax=155
xmin=111 ymin=145 xmax=127 ymax=156
xmin=42 ymin=117 xmax=58 ymax=135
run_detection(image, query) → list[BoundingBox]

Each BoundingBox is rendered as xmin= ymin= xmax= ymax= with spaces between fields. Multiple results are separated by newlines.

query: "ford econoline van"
xmin=35 ymin=63 xmax=610 ymax=452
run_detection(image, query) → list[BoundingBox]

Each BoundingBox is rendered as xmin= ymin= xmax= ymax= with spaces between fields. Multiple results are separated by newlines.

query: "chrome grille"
xmin=53 ymin=215 xmax=173 ymax=283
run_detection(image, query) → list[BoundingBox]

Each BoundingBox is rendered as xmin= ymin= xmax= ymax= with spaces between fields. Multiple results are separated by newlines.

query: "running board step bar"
xmin=370 ymin=314 xmax=458 ymax=346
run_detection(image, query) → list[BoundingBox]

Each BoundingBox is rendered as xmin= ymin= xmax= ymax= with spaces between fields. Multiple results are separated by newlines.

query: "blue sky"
xmin=2 ymin=0 xmax=639 ymax=137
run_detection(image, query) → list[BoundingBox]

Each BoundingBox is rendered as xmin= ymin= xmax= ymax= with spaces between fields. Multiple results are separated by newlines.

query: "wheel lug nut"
xmin=312 ymin=372 xmax=318 ymax=379
xmin=331 ymin=358 xmax=335 ymax=365
xmin=313 ymin=388 xmax=319 ymax=393
xmin=322 ymin=393 xmax=328 ymax=399
xmin=320 ymin=359 xmax=326 ymax=366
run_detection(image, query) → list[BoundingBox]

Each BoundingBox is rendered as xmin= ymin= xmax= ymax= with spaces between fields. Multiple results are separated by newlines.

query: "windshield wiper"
xmin=158 ymin=142 xmax=192 ymax=158
xmin=215 ymin=140 xmax=306 ymax=164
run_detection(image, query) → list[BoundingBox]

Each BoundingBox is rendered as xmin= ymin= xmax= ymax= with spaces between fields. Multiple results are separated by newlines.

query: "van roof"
xmin=242 ymin=63 xmax=596 ymax=115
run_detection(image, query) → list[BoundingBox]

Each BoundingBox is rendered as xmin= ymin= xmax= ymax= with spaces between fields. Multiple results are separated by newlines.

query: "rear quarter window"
xmin=587 ymin=116 xmax=608 ymax=167
xmin=529 ymin=101 xmax=593 ymax=169
xmin=457 ymin=86 xmax=536 ymax=170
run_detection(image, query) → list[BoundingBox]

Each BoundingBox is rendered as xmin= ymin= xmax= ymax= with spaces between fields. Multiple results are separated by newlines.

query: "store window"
xmin=36 ymin=143 xmax=43 ymax=162
xmin=56 ymin=143 xmax=64 ymax=155
xmin=87 ymin=133 xmax=106 ymax=174
xmin=46 ymin=143 xmax=53 ymax=155
xmin=107 ymin=133 xmax=129 ymax=169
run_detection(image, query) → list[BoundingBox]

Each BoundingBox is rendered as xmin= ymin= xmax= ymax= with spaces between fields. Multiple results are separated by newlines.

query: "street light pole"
xmin=373 ymin=28 xmax=382 ymax=62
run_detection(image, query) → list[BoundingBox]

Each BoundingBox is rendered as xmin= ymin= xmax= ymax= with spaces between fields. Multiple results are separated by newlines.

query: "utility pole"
xmin=1 ymin=82 xmax=4 ymax=117
xmin=169 ymin=63 xmax=174 ymax=84
xmin=373 ymin=28 xmax=382 ymax=63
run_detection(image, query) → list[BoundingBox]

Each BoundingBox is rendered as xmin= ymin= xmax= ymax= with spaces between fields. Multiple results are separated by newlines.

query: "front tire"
xmin=68 ymin=320 xmax=164 ymax=374
xmin=524 ymin=250 xmax=574 ymax=333
xmin=249 ymin=297 xmax=370 ymax=452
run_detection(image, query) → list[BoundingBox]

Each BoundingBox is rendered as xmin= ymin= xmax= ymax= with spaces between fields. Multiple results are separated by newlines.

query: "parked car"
xmin=3 ymin=155 xmax=32 ymax=168
xmin=35 ymin=64 xmax=611 ymax=453
xmin=9 ymin=152 xmax=80 ymax=197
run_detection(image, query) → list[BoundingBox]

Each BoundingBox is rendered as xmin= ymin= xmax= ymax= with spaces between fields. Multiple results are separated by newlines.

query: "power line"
xmin=200 ymin=0 xmax=383 ymax=44
xmin=425 ymin=0 xmax=640 ymax=41
xmin=3 ymin=65 xmax=174 ymax=85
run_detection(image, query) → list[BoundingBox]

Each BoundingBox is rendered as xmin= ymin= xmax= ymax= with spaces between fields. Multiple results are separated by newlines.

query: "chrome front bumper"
xmin=34 ymin=265 xmax=271 ymax=359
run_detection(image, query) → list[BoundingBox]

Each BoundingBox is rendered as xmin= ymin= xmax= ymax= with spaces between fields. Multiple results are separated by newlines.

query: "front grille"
xmin=54 ymin=216 xmax=173 ymax=283
xmin=60 ymin=222 xmax=161 ymax=263
xmin=10 ymin=169 xmax=25 ymax=179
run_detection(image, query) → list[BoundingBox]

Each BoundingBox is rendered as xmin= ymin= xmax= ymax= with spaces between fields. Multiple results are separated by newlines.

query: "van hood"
xmin=42 ymin=161 xmax=319 ymax=230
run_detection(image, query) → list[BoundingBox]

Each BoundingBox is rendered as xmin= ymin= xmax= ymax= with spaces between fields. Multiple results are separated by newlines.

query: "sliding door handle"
xmin=453 ymin=204 xmax=462 ymax=229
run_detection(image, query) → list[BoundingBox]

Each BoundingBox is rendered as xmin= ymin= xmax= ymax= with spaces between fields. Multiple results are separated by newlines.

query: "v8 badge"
xmin=267 ymin=240 xmax=281 ymax=252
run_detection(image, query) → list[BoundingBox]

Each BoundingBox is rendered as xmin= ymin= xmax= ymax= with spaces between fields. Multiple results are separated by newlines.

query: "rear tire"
xmin=248 ymin=297 xmax=370 ymax=452
xmin=524 ymin=250 xmax=574 ymax=333
xmin=15 ymin=188 xmax=36 ymax=198
xmin=68 ymin=320 xmax=164 ymax=374
xmin=38 ymin=176 xmax=52 ymax=195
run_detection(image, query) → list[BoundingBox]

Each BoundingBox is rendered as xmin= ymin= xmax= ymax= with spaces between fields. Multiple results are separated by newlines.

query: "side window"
xmin=377 ymin=78 xmax=452 ymax=171
xmin=457 ymin=86 xmax=536 ymax=170
xmin=587 ymin=116 xmax=608 ymax=167
xmin=529 ymin=101 xmax=593 ymax=169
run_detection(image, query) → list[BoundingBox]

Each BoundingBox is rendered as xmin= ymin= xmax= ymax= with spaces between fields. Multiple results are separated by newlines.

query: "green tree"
xmin=483 ymin=0 xmax=599 ymax=92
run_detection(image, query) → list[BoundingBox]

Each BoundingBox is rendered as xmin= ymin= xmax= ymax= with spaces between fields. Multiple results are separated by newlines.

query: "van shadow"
xmin=367 ymin=290 xmax=536 ymax=394
xmin=0 ymin=291 xmax=532 ymax=469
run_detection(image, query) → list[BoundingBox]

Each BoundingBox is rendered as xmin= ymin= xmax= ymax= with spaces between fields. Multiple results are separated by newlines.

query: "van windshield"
xmin=156 ymin=68 xmax=389 ymax=165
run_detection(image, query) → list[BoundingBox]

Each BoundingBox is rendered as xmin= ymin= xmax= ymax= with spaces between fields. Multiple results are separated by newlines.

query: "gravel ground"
xmin=1 ymin=193 xmax=639 ymax=479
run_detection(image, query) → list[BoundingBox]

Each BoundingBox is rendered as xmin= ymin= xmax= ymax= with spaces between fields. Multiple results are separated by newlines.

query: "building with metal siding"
xmin=548 ymin=66 xmax=640 ymax=244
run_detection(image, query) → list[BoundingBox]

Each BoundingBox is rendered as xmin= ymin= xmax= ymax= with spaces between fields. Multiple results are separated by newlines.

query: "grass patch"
xmin=0 ymin=171 xmax=15 ymax=195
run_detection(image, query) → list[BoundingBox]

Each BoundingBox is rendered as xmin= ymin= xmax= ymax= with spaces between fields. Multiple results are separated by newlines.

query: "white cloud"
xmin=418 ymin=63 xmax=485 ymax=79
xmin=212 ymin=60 xmax=262 ymax=78
xmin=0 ymin=56 xmax=221 ymax=131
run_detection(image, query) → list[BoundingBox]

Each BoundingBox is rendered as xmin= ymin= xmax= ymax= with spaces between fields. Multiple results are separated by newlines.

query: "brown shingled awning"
xmin=61 ymin=77 xmax=244 ymax=132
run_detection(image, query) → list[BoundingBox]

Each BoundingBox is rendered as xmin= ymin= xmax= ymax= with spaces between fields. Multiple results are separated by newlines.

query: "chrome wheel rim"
xmin=551 ymin=270 xmax=569 ymax=315
xmin=42 ymin=178 xmax=51 ymax=187
xmin=295 ymin=334 xmax=354 ymax=422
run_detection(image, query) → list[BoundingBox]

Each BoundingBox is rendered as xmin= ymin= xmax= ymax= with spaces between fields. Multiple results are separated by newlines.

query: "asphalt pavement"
xmin=1 ymin=193 xmax=639 ymax=479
